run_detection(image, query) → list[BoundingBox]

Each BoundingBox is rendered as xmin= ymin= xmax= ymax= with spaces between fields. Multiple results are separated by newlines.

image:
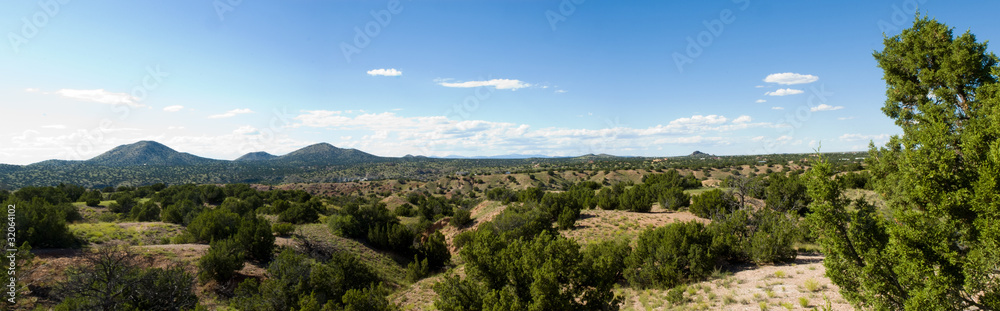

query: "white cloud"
xmin=25 ymin=88 xmax=40 ymax=93
xmin=755 ymin=99 xmax=766 ymax=103
xmin=167 ymin=126 xmax=185 ymax=130
xmin=367 ymin=68 xmax=402 ymax=76
xmin=751 ymin=136 xmax=765 ymax=142
xmin=438 ymin=79 xmax=532 ymax=90
xmin=754 ymin=85 xmax=765 ymax=88
xmin=233 ymin=125 xmax=259 ymax=135
xmin=810 ymin=104 xmax=844 ymax=112
xmin=56 ymin=89 xmax=144 ymax=107
xmin=292 ymin=111 xmax=774 ymax=157
xmin=840 ymin=133 xmax=890 ymax=142
xmin=777 ymin=135 xmax=793 ymax=142
xmin=764 ymin=72 xmax=819 ymax=85
xmin=41 ymin=125 xmax=66 ymax=129
xmin=555 ymin=89 xmax=567 ymax=94
xmin=163 ymin=105 xmax=184 ymax=112
xmin=765 ymin=88 xmax=804 ymax=96
xmin=838 ymin=116 xmax=855 ymax=120
xmin=208 ymin=108 xmax=254 ymax=119
xmin=771 ymin=106 xmax=784 ymax=110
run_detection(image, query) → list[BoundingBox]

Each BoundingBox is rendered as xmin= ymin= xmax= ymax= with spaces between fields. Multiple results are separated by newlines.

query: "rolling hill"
xmin=235 ymin=151 xmax=278 ymax=162
xmin=86 ymin=141 xmax=221 ymax=166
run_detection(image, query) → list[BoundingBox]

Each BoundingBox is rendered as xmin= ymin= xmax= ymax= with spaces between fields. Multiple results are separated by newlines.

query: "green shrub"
xmin=198 ymin=238 xmax=245 ymax=283
xmin=666 ymin=285 xmax=687 ymax=305
xmin=418 ymin=231 xmax=450 ymax=269
xmin=272 ymin=222 xmax=295 ymax=236
xmin=55 ymin=245 xmax=197 ymax=311
xmin=689 ymin=189 xmax=735 ymax=218
xmin=658 ymin=187 xmax=691 ymax=211
xmin=367 ymin=223 xmax=415 ymax=253
xmin=450 ymin=208 xmax=472 ymax=228
xmin=186 ymin=207 xmax=241 ymax=243
xmin=435 ymin=230 xmax=619 ymax=310
xmin=9 ymin=198 xmax=78 ymax=248
xmin=236 ymin=215 xmax=275 ymax=263
xmin=406 ymin=256 xmax=430 ymax=283
xmin=619 ymin=184 xmax=653 ymax=212
xmin=128 ymin=201 xmax=161 ymax=222
xmin=625 ymin=221 xmax=717 ymax=288
xmin=395 ymin=203 xmax=414 ymax=217
xmin=709 ymin=209 xmax=798 ymax=264
xmin=279 ymin=198 xmax=323 ymax=224
xmin=557 ymin=207 xmax=579 ymax=230
xmin=160 ymin=199 xmax=202 ymax=225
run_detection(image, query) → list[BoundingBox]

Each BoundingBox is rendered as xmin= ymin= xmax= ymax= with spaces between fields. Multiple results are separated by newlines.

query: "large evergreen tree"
xmin=809 ymin=14 xmax=1000 ymax=309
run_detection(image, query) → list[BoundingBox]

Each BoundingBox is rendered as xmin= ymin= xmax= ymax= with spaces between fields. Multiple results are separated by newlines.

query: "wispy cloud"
xmin=555 ymin=89 xmax=568 ymax=94
xmin=771 ymin=106 xmax=784 ymax=110
xmin=837 ymin=116 xmax=855 ymax=120
xmin=25 ymin=88 xmax=40 ymax=93
xmin=367 ymin=68 xmax=402 ymax=76
xmin=208 ymin=108 xmax=254 ymax=119
xmin=810 ymin=104 xmax=844 ymax=112
xmin=41 ymin=125 xmax=66 ymax=129
xmin=765 ymin=88 xmax=804 ymax=96
xmin=292 ymin=111 xmax=775 ymax=157
xmin=56 ymin=89 xmax=145 ymax=107
xmin=764 ymin=72 xmax=819 ymax=85
xmin=438 ymin=78 xmax=532 ymax=90
xmin=163 ymin=105 xmax=184 ymax=112
xmin=755 ymin=99 xmax=766 ymax=103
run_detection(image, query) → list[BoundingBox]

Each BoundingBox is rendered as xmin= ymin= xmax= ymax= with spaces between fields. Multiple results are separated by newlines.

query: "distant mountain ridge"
xmin=235 ymin=151 xmax=277 ymax=161
xmin=86 ymin=141 xmax=219 ymax=166
xmin=272 ymin=143 xmax=382 ymax=165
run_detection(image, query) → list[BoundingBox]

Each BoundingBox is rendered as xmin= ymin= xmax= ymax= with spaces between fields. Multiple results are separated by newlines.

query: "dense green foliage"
xmin=198 ymin=238 xmax=245 ymax=283
xmin=231 ymin=249 xmax=385 ymax=310
xmin=808 ymin=15 xmax=1000 ymax=310
xmin=689 ymin=189 xmax=735 ymax=219
xmin=435 ymin=230 xmax=621 ymax=310
xmin=8 ymin=197 xmax=78 ymax=248
xmin=624 ymin=221 xmax=716 ymax=289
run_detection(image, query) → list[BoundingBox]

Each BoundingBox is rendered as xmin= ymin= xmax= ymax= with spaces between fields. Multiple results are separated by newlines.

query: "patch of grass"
xmin=68 ymin=222 xmax=182 ymax=245
xmin=774 ymin=270 xmax=786 ymax=278
xmin=765 ymin=289 xmax=776 ymax=298
xmin=781 ymin=301 xmax=793 ymax=310
xmin=804 ymin=278 xmax=822 ymax=292
xmin=799 ymin=297 xmax=810 ymax=308
xmin=723 ymin=295 xmax=737 ymax=305
xmin=759 ymin=301 xmax=768 ymax=311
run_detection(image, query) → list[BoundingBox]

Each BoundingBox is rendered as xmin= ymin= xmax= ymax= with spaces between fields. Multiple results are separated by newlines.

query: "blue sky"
xmin=2 ymin=0 xmax=998 ymax=164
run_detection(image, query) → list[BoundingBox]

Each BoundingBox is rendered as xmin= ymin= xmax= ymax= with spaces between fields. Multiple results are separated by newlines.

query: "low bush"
xmin=450 ymin=208 xmax=472 ymax=228
xmin=198 ymin=238 xmax=245 ymax=283
xmin=625 ymin=221 xmax=717 ymax=288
